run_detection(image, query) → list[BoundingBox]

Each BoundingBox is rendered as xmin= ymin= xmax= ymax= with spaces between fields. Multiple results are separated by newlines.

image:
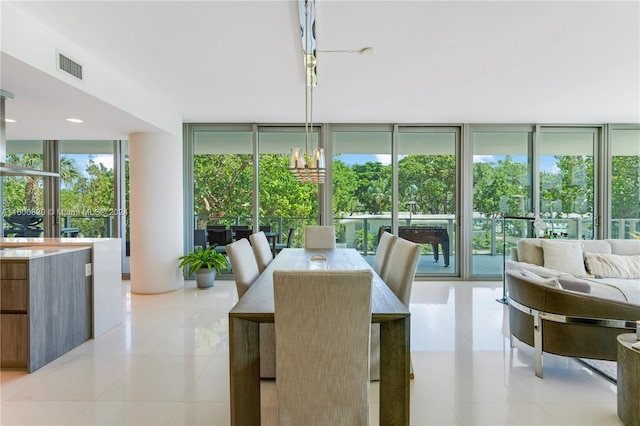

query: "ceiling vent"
xmin=57 ymin=52 xmax=83 ymax=80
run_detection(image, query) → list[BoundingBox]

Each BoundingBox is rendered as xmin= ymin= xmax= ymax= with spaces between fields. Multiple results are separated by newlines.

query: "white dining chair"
xmin=373 ymin=230 xmax=398 ymax=282
xmin=273 ymin=269 xmax=373 ymax=425
xmin=249 ymin=231 xmax=273 ymax=273
xmin=304 ymin=225 xmax=336 ymax=249
xmin=385 ymin=237 xmax=421 ymax=306
xmin=226 ymin=238 xmax=276 ymax=378
xmin=369 ymin=230 xmax=399 ymax=381
xmin=385 ymin=236 xmax=421 ymax=379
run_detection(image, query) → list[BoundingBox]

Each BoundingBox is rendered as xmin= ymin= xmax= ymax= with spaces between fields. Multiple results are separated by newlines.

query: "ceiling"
xmin=1 ymin=0 xmax=639 ymax=141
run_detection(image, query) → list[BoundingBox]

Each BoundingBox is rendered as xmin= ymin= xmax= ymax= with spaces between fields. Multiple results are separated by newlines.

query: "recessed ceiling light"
xmin=4 ymin=118 xmax=16 ymax=123
xmin=66 ymin=118 xmax=83 ymax=123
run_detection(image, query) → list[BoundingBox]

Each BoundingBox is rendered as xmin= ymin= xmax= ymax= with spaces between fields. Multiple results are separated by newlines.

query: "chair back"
xmin=273 ymin=269 xmax=373 ymax=425
xmin=259 ymin=225 xmax=271 ymax=233
xmin=304 ymin=226 xmax=336 ymax=249
xmin=234 ymin=229 xmax=253 ymax=241
xmin=373 ymin=231 xmax=398 ymax=281
xmin=226 ymin=238 xmax=260 ymax=298
xmin=285 ymin=226 xmax=295 ymax=247
xmin=193 ymin=229 xmax=207 ymax=249
xmin=208 ymin=228 xmax=232 ymax=247
xmin=385 ymin=237 xmax=421 ymax=306
xmin=249 ymin=231 xmax=273 ymax=273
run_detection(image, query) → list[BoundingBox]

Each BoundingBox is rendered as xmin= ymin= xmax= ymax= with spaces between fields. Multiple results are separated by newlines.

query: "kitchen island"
xmin=1 ymin=247 xmax=92 ymax=372
xmin=0 ymin=238 xmax=122 ymax=339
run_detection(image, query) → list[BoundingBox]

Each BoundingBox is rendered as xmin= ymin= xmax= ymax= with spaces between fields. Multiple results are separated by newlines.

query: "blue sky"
xmin=336 ymin=153 xmax=560 ymax=173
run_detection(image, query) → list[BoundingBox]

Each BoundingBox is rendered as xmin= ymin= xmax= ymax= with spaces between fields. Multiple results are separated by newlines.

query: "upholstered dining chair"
xmin=273 ymin=269 xmax=373 ymax=425
xmin=226 ymin=238 xmax=276 ymax=378
xmin=385 ymin=237 xmax=421 ymax=306
xmin=304 ymin=225 xmax=336 ymax=249
xmin=385 ymin=236 xmax=421 ymax=379
xmin=370 ymin=230 xmax=398 ymax=380
xmin=373 ymin=230 xmax=398 ymax=282
xmin=249 ymin=231 xmax=273 ymax=273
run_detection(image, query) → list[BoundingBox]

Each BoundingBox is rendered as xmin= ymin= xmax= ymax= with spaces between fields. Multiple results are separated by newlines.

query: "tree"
xmin=332 ymin=158 xmax=359 ymax=216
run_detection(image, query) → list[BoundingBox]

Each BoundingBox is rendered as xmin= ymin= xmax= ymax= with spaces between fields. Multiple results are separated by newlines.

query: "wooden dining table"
xmin=228 ymin=248 xmax=411 ymax=425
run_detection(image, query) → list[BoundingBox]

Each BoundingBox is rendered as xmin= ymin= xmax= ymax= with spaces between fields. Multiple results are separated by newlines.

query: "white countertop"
xmin=0 ymin=246 xmax=88 ymax=259
xmin=1 ymin=237 xmax=119 ymax=247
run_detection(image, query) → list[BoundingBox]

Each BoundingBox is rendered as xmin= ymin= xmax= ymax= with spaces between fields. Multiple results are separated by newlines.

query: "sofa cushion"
xmin=580 ymin=240 xmax=613 ymax=255
xmin=509 ymin=261 xmax=572 ymax=278
xmin=557 ymin=276 xmax=592 ymax=294
xmin=519 ymin=269 xmax=560 ymax=288
xmin=584 ymin=253 xmax=640 ymax=279
xmin=542 ymin=240 xmax=588 ymax=277
xmin=606 ymin=239 xmax=640 ymax=256
xmin=517 ymin=239 xmax=544 ymax=266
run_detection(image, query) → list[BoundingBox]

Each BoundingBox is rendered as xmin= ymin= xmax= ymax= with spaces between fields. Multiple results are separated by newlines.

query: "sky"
xmin=336 ymin=154 xmax=560 ymax=173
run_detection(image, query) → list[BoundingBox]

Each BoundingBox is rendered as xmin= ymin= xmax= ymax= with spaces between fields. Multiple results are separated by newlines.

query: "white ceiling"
xmin=1 ymin=0 xmax=639 ymax=141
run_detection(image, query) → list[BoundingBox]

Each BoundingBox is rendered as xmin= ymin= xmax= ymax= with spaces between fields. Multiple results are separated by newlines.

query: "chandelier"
xmin=289 ymin=0 xmax=325 ymax=184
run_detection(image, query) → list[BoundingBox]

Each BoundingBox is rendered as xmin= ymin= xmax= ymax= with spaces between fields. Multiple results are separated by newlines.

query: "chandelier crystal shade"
xmin=289 ymin=0 xmax=325 ymax=184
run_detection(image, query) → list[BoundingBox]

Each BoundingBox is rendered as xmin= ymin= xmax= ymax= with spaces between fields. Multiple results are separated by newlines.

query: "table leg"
xmin=379 ymin=317 xmax=411 ymax=426
xmin=229 ymin=317 xmax=261 ymax=426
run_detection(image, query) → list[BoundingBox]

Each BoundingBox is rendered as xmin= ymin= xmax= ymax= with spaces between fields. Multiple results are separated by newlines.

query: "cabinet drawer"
xmin=0 ymin=313 xmax=28 ymax=368
xmin=1 ymin=263 xmax=28 ymax=280
xmin=1 ymin=280 xmax=28 ymax=311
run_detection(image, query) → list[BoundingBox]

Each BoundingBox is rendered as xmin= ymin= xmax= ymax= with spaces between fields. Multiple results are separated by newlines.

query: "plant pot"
xmin=196 ymin=269 xmax=216 ymax=289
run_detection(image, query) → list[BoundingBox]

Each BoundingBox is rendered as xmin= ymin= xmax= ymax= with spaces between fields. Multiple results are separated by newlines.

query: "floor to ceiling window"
xmin=331 ymin=127 xmax=393 ymax=260
xmin=59 ymin=141 xmax=115 ymax=238
xmin=258 ymin=127 xmax=319 ymax=248
xmin=539 ymin=128 xmax=597 ymax=239
xmin=471 ymin=128 xmax=534 ymax=277
xmin=2 ymin=140 xmax=45 ymax=237
xmin=610 ymin=127 xmax=640 ymax=239
xmin=397 ymin=127 xmax=460 ymax=276
xmin=193 ymin=128 xmax=254 ymax=233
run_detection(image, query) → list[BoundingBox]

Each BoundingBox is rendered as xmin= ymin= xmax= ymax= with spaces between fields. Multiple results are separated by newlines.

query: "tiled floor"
xmin=1 ymin=279 xmax=622 ymax=425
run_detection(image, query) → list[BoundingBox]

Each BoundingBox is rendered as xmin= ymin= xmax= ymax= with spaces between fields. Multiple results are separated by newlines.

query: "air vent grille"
xmin=58 ymin=53 xmax=83 ymax=80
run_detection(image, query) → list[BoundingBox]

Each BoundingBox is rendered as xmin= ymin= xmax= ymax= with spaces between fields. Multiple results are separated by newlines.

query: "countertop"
xmin=0 ymin=246 xmax=89 ymax=260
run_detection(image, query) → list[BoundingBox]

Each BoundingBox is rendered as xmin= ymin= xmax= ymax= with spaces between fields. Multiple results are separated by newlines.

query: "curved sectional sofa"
xmin=505 ymin=238 xmax=640 ymax=377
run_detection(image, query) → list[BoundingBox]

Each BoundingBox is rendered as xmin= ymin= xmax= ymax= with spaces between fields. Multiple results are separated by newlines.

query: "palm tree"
xmin=8 ymin=154 xmax=81 ymax=210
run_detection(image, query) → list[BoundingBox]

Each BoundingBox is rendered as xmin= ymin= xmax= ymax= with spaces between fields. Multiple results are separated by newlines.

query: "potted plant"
xmin=178 ymin=247 xmax=228 ymax=289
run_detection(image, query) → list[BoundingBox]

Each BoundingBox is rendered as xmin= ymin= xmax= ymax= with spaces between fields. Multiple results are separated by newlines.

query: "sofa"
xmin=505 ymin=238 xmax=640 ymax=377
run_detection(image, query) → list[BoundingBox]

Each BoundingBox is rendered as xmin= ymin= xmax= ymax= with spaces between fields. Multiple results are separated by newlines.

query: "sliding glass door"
xmin=331 ymin=127 xmax=393 ymax=260
xmin=471 ymin=128 xmax=533 ymax=277
xmin=610 ymin=128 xmax=640 ymax=239
xmin=539 ymin=128 xmax=596 ymax=239
xmin=397 ymin=127 xmax=459 ymax=276
xmin=257 ymin=127 xmax=320 ymax=248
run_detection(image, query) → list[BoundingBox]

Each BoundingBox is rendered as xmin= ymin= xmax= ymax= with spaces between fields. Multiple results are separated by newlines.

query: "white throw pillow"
xmin=584 ymin=253 xmax=640 ymax=279
xmin=541 ymin=240 xmax=588 ymax=277
xmin=519 ymin=270 xmax=560 ymax=287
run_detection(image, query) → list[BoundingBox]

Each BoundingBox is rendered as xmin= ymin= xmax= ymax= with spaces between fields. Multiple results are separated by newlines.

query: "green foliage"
xmin=399 ymin=155 xmax=456 ymax=214
xmin=473 ymin=156 xmax=528 ymax=218
xmin=353 ymin=228 xmax=375 ymax=251
xmin=178 ymin=247 xmax=228 ymax=276
xmin=611 ymin=155 xmax=640 ymax=219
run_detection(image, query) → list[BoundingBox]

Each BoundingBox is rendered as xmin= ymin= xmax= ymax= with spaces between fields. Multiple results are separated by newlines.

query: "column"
xmin=129 ymin=132 xmax=184 ymax=294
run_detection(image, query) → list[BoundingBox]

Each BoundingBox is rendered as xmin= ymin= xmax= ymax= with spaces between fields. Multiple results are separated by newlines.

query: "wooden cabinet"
xmin=0 ymin=248 xmax=92 ymax=372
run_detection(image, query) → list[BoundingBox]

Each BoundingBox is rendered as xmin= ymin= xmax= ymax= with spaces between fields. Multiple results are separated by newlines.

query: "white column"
xmin=129 ymin=132 xmax=184 ymax=294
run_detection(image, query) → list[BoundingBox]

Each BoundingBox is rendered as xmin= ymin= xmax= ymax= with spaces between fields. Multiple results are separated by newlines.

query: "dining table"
xmin=228 ymin=248 xmax=411 ymax=425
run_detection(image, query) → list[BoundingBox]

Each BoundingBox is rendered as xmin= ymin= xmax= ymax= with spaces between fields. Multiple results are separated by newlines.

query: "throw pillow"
xmin=541 ymin=240 xmax=588 ymax=277
xmin=519 ymin=270 xmax=560 ymax=288
xmin=584 ymin=253 xmax=640 ymax=279
xmin=557 ymin=276 xmax=592 ymax=294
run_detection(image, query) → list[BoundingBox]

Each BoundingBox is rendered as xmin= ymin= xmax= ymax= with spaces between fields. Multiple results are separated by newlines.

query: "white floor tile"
xmin=0 ymin=279 xmax=623 ymax=425
xmin=68 ymin=401 xmax=180 ymax=425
